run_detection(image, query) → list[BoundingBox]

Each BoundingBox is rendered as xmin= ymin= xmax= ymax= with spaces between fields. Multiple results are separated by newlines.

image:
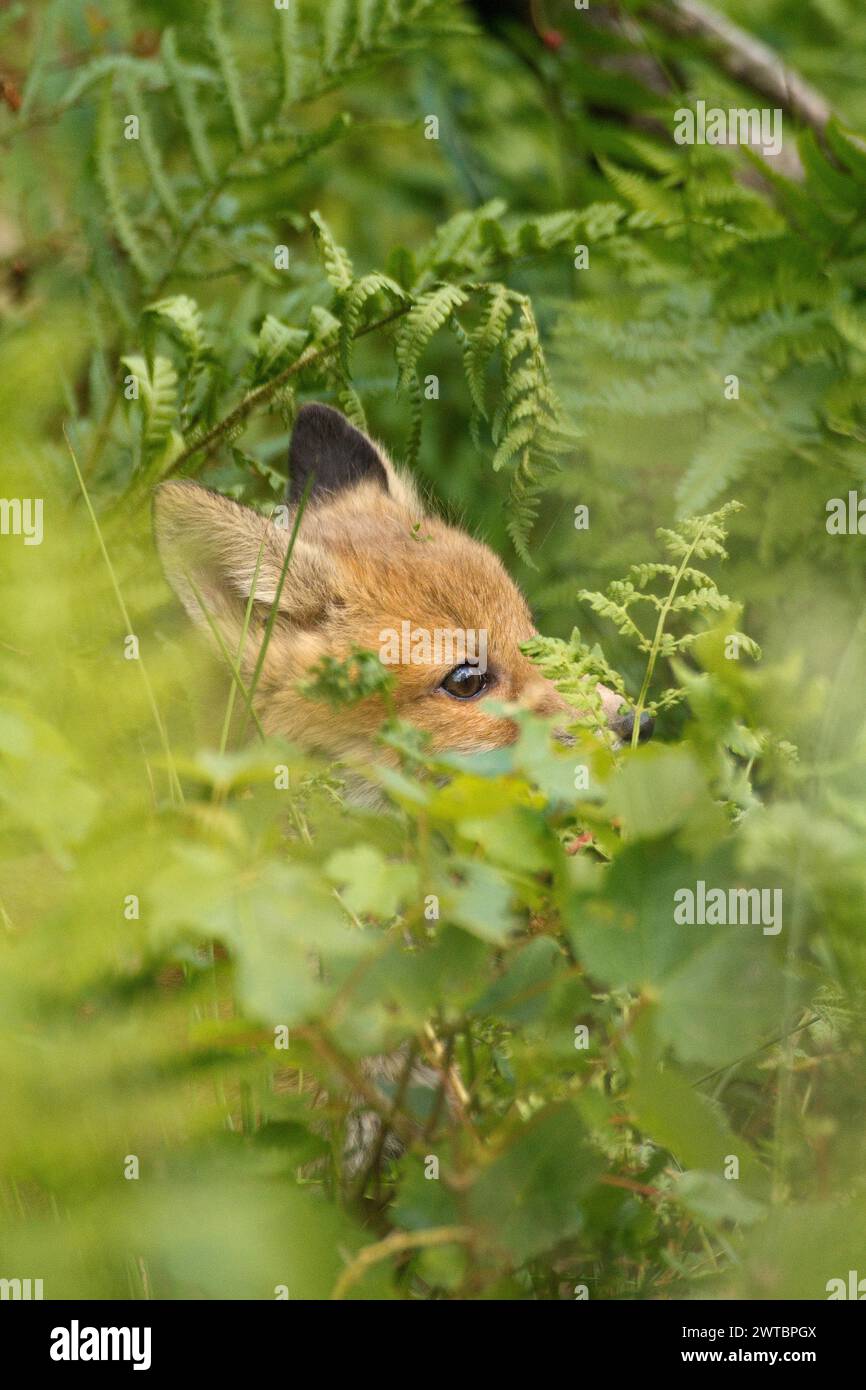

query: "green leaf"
xmin=469 ymin=1106 xmax=600 ymax=1262
xmin=326 ymin=844 xmax=415 ymax=918
xmin=630 ymin=1038 xmax=763 ymax=1188
xmin=605 ymin=745 xmax=726 ymax=844
xmin=440 ymin=858 xmax=516 ymax=944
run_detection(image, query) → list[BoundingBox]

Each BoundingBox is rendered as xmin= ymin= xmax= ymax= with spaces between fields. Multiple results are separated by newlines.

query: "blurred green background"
xmin=1 ymin=0 xmax=865 ymax=1300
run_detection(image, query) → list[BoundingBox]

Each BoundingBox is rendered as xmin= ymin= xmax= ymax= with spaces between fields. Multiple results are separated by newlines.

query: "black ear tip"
xmin=286 ymin=401 xmax=388 ymax=504
xmin=294 ymin=402 xmax=344 ymax=429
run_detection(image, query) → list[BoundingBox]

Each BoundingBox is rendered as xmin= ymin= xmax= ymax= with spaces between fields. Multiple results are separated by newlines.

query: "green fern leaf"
xmin=276 ymin=0 xmax=303 ymax=106
xmin=416 ymin=199 xmax=506 ymax=282
xmin=323 ymin=0 xmax=358 ymax=73
xmin=598 ymin=157 xmax=680 ymax=225
xmin=120 ymin=73 xmax=182 ymax=229
xmin=464 ymin=283 xmax=512 ymax=421
xmin=310 ymin=210 xmax=354 ymax=291
xmin=824 ymin=120 xmax=866 ymax=188
xmin=121 ymin=353 xmax=179 ymax=468
xmin=395 ymin=282 xmax=468 ymax=390
xmin=799 ymin=129 xmax=863 ymax=213
xmin=206 ymin=0 xmax=253 ymax=151
xmin=675 ymin=417 xmax=758 ymax=518
xmin=339 ymin=271 xmax=407 ymax=373
xmin=57 ymin=55 xmax=164 ymax=114
xmin=162 ymin=28 xmax=217 ymax=184
xmin=251 ymin=314 xmax=307 ymax=384
xmin=96 ymin=86 xmax=155 ymax=283
xmin=144 ymin=296 xmax=211 ymax=384
xmin=358 ymin=0 xmax=389 ymax=46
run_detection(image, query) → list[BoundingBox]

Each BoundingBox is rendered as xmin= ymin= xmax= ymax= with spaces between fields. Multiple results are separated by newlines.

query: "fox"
xmin=154 ymin=403 xmax=652 ymax=1176
xmin=153 ymin=402 xmax=653 ymax=760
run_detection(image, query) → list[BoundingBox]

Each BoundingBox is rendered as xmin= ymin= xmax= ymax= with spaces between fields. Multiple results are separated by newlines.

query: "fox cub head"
xmin=154 ymin=404 xmax=648 ymax=759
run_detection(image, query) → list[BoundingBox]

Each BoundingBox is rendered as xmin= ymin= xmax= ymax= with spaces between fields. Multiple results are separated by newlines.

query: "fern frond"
xmin=206 ymin=0 xmax=253 ymax=151
xmin=521 ymin=629 xmax=626 ymax=735
xmin=675 ymin=423 xmax=756 ymax=518
xmin=162 ymin=29 xmax=217 ymax=185
xmin=799 ymin=129 xmax=863 ymax=213
xmin=404 ymin=373 xmax=423 ymax=467
xmin=121 ymin=353 xmax=179 ymax=468
xmin=144 ymin=295 xmax=211 ymax=376
xmin=824 ymin=120 xmax=866 ymax=188
xmin=250 ymin=315 xmax=307 ymax=385
xmin=310 ymin=210 xmax=354 ymax=291
xmin=598 ymin=157 xmax=680 ymax=226
xmin=513 ymin=209 xmax=580 ymax=257
xmin=415 ymin=199 xmax=506 ymax=282
xmin=578 ymin=590 xmax=646 ymax=643
xmin=463 ymin=283 xmax=511 ymax=421
xmin=58 ymin=55 xmax=166 ymax=114
xmin=121 ymin=74 xmax=183 ymax=229
xmin=339 ymin=271 xmax=407 ymax=372
xmin=323 ymin=0 xmax=358 ymax=73
xmin=395 ymin=282 xmax=468 ymax=390
xmin=96 ymin=86 xmax=155 ymax=283
xmin=831 ymin=301 xmax=866 ymax=354
xmin=336 ymin=383 xmax=367 ymax=429
xmin=276 ymin=0 xmax=303 ymax=107
xmin=506 ymin=448 xmax=558 ymax=568
xmin=358 ymin=0 xmax=390 ymax=46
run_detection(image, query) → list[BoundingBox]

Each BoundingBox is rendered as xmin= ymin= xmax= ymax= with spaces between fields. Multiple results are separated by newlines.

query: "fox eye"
xmin=440 ymin=664 xmax=488 ymax=700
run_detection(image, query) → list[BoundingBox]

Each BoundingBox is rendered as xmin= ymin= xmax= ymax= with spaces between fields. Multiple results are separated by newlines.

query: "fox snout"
xmin=154 ymin=404 xmax=652 ymax=760
xmin=523 ymin=674 xmax=653 ymax=747
xmin=594 ymin=682 xmax=655 ymax=745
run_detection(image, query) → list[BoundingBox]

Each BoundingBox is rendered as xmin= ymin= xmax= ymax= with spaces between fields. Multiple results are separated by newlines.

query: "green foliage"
xmin=300 ymin=646 xmax=395 ymax=707
xmin=3 ymin=0 xmax=866 ymax=1304
xmin=526 ymin=503 xmax=761 ymax=749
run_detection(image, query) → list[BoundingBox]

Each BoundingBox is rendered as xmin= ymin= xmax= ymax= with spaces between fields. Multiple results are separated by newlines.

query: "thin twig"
xmin=169 ymin=304 xmax=412 ymax=471
xmin=331 ymin=1225 xmax=475 ymax=1300
xmin=644 ymin=0 xmax=832 ymax=134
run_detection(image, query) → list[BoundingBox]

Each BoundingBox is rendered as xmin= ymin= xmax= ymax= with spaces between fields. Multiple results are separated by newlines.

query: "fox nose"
xmin=595 ymin=683 xmax=655 ymax=744
xmin=616 ymin=710 xmax=655 ymax=744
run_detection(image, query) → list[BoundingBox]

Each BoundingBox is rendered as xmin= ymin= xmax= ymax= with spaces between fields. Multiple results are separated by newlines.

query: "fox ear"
xmin=287 ymin=402 xmax=389 ymax=504
xmin=153 ymin=481 xmax=338 ymax=662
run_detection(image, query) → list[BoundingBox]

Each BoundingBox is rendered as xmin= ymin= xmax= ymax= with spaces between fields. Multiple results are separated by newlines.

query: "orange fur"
xmin=154 ymin=418 xmax=625 ymax=759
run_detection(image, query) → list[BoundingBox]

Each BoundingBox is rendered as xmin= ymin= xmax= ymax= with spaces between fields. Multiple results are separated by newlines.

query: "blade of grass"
xmin=242 ymin=473 xmax=314 ymax=735
xmin=181 ymin=568 xmax=268 ymax=742
xmin=218 ymin=526 xmax=269 ymax=755
xmin=65 ymin=426 xmax=184 ymax=805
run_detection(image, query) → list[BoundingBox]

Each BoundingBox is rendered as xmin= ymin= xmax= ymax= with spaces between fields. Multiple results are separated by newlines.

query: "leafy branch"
xmin=526 ymin=502 xmax=760 ymax=747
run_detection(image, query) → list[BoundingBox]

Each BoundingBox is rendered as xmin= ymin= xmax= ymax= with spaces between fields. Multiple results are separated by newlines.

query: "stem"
xmin=169 ymin=305 xmax=412 ymax=472
xmin=242 ymin=473 xmax=314 ymax=732
xmin=643 ymin=0 xmax=832 ymax=136
xmin=331 ymin=1225 xmax=475 ymax=1301
xmin=629 ymin=517 xmax=711 ymax=748
xmin=65 ymin=428 xmax=184 ymax=804
xmin=181 ymin=569 xmax=267 ymax=742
